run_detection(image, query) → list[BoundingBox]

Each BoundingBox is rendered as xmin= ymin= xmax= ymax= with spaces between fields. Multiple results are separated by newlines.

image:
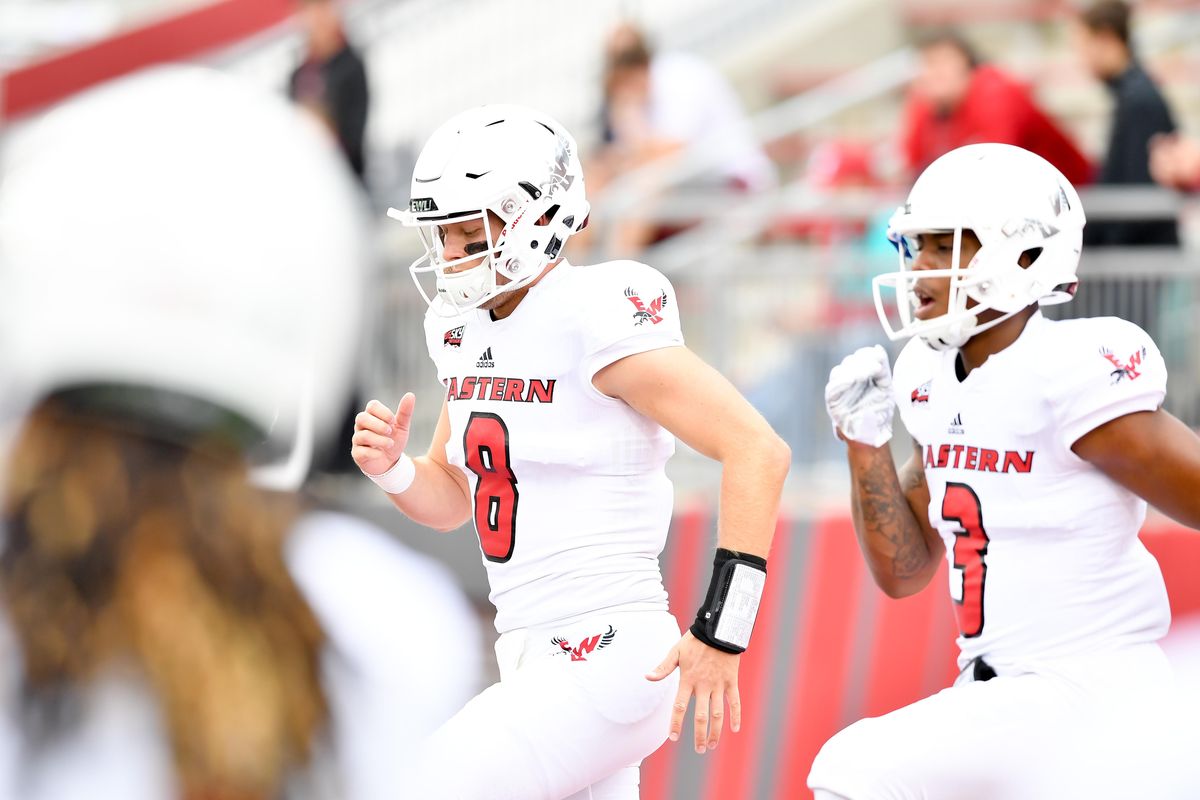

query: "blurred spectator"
xmin=1076 ymin=0 xmax=1178 ymax=246
xmin=290 ymin=0 xmax=370 ymax=474
xmin=1150 ymin=133 xmax=1200 ymax=191
xmin=587 ymin=22 xmax=775 ymax=255
xmin=0 ymin=66 xmax=479 ymax=800
xmin=290 ymin=0 xmax=369 ymax=183
xmin=901 ymin=31 xmax=1092 ymax=188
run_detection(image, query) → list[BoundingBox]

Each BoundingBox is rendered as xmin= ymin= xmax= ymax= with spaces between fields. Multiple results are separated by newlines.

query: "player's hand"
xmin=351 ymin=394 xmax=415 ymax=476
xmin=825 ymin=345 xmax=895 ymax=448
xmin=646 ymin=632 xmax=741 ymax=755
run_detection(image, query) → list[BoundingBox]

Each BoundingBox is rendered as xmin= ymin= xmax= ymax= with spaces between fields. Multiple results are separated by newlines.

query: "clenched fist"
xmin=825 ymin=345 xmax=895 ymax=448
xmin=351 ymin=394 xmax=416 ymax=477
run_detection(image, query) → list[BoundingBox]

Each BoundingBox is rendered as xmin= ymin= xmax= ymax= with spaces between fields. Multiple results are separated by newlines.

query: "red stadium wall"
xmin=645 ymin=507 xmax=1200 ymax=800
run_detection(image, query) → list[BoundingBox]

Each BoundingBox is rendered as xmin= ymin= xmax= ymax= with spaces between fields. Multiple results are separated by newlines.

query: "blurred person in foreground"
xmin=354 ymin=104 xmax=790 ymax=798
xmin=809 ymin=143 xmax=1200 ymax=798
xmin=901 ymin=31 xmax=1092 ymax=188
xmin=0 ymin=66 xmax=480 ymax=800
xmin=586 ymin=23 xmax=775 ymax=255
xmin=289 ymin=0 xmax=369 ymax=183
xmin=1076 ymin=0 xmax=1179 ymax=247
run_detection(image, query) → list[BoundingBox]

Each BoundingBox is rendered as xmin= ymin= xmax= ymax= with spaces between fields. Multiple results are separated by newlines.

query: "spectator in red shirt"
xmin=901 ymin=32 xmax=1093 ymax=188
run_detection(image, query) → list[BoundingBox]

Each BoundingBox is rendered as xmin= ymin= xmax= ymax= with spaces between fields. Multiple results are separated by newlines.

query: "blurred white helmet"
xmin=388 ymin=104 xmax=589 ymax=316
xmin=0 ymin=66 xmax=370 ymax=489
xmin=875 ymin=143 xmax=1086 ymax=350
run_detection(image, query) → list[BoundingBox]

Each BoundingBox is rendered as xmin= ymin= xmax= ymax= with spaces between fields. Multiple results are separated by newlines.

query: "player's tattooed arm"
xmin=847 ymin=439 xmax=944 ymax=598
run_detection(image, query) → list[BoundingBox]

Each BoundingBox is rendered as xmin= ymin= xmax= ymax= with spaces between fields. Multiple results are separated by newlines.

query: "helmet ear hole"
xmin=1020 ymin=247 xmax=1043 ymax=269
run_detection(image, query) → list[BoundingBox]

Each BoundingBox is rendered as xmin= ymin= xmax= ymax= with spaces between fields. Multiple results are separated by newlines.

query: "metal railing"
xmin=367 ymin=225 xmax=1200 ymax=489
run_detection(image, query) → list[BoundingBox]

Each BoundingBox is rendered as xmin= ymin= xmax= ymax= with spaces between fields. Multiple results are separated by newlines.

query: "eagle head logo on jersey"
xmin=624 ymin=287 xmax=668 ymax=326
xmin=550 ymin=626 xmax=617 ymax=662
xmin=1100 ymin=346 xmax=1146 ymax=384
xmin=911 ymin=380 xmax=931 ymax=405
xmin=444 ymin=326 xmax=464 ymax=348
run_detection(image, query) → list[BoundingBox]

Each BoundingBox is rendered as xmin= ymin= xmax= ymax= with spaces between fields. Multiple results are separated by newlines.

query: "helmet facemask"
xmin=390 ymin=184 xmax=576 ymax=317
xmin=875 ymin=225 xmax=1020 ymax=351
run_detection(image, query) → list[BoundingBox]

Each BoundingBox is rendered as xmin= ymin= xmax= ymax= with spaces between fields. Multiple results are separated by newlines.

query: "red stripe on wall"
xmin=925 ymin=562 xmax=963 ymax=689
xmin=858 ymin=570 xmax=946 ymax=719
xmin=703 ymin=517 xmax=793 ymax=800
xmin=1 ymin=0 xmax=293 ymax=120
xmin=641 ymin=503 xmax=709 ymax=800
xmin=1142 ymin=524 xmax=1200 ymax=618
xmin=773 ymin=515 xmax=868 ymax=799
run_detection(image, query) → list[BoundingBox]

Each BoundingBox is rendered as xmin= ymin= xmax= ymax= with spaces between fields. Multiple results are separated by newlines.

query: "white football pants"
xmin=808 ymin=643 xmax=1198 ymax=799
xmin=405 ymin=608 xmax=680 ymax=799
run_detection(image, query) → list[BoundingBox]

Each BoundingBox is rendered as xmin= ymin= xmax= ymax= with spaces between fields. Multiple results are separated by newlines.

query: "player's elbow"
xmin=877 ymin=578 xmax=921 ymax=600
xmin=749 ymin=427 xmax=792 ymax=480
xmin=870 ymin=563 xmax=936 ymax=599
xmin=433 ymin=502 xmax=473 ymax=533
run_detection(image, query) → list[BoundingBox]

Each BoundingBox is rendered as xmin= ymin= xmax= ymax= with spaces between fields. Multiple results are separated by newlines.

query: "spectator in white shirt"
xmin=588 ymin=23 xmax=775 ymax=255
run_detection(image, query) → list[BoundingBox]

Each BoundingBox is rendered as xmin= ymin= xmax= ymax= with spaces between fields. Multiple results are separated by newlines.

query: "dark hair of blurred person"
xmin=601 ymin=22 xmax=653 ymax=136
xmin=1076 ymin=0 xmax=1179 ymax=246
xmin=901 ymin=29 xmax=1092 ymax=188
xmin=1081 ymin=0 xmax=1131 ymax=51
xmin=911 ymin=31 xmax=980 ymax=114
xmin=2 ymin=397 xmax=324 ymax=800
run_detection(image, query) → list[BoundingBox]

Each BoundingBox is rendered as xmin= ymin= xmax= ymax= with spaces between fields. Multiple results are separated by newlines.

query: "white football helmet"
xmin=874 ymin=143 xmax=1086 ymax=350
xmin=388 ymin=104 xmax=589 ymax=316
xmin=0 ymin=66 xmax=369 ymax=489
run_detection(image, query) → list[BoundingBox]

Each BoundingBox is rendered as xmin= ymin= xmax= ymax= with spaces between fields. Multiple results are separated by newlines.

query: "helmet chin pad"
xmin=436 ymin=260 xmax=494 ymax=307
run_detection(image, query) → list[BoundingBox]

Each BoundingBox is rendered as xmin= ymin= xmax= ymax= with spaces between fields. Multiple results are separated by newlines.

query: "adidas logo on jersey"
xmin=948 ymin=413 xmax=964 ymax=435
xmin=476 ymin=347 xmax=495 ymax=368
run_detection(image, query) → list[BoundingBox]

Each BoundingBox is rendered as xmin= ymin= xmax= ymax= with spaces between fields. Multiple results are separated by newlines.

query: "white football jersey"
xmin=893 ymin=312 xmax=1171 ymax=669
xmin=423 ymin=260 xmax=683 ymax=633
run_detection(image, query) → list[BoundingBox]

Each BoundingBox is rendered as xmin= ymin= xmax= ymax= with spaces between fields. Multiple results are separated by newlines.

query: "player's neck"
xmin=487 ymin=260 xmax=562 ymax=320
xmin=957 ymin=306 xmax=1037 ymax=377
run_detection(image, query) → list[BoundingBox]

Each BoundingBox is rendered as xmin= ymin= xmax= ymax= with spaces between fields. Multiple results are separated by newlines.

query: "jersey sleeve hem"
xmin=1061 ymin=389 xmax=1164 ymax=450
xmin=582 ymin=335 xmax=686 ymax=401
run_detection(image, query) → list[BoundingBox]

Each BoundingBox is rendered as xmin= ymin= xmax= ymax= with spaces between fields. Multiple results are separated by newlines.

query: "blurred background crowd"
xmin=0 ymin=0 xmax=1198 ymax=797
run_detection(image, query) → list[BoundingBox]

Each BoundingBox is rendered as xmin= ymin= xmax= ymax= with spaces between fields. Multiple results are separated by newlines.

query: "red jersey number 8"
xmin=464 ymin=412 xmax=519 ymax=563
xmin=942 ymin=482 xmax=990 ymax=638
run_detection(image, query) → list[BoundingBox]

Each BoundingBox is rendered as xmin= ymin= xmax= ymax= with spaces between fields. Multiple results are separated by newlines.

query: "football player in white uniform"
xmin=351 ymin=105 xmax=790 ymax=799
xmin=810 ymin=143 xmax=1200 ymax=798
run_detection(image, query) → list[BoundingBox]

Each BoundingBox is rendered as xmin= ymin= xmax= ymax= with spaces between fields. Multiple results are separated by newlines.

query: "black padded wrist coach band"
xmin=690 ymin=548 xmax=768 ymax=654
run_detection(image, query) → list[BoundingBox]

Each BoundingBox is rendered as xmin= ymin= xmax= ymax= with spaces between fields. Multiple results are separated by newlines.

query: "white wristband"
xmin=365 ymin=453 xmax=416 ymax=495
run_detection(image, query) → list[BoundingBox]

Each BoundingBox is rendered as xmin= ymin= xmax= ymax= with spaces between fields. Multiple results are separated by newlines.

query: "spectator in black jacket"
xmin=290 ymin=0 xmax=369 ymax=474
xmin=1076 ymin=0 xmax=1178 ymax=246
xmin=290 ymin=0 xmax=369 ymax=183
